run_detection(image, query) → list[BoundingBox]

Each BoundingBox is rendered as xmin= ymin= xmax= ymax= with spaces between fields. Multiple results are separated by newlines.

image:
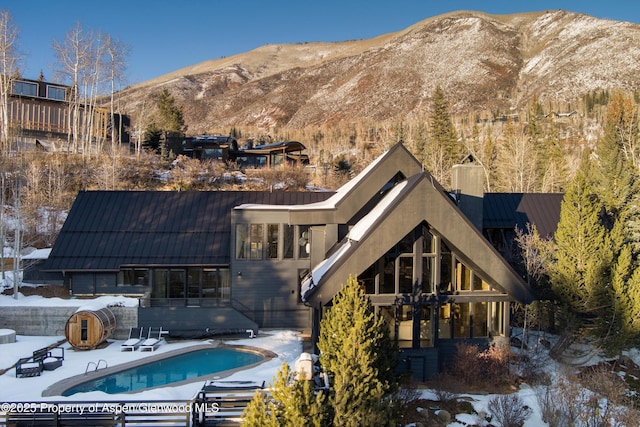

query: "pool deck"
xmin=42 ymin=342 xmax=277 ymax=397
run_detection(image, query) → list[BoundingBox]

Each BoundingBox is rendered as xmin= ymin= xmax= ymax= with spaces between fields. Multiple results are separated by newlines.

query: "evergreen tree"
xmin=242 ymin=361 xmax=327 ymax=427
xmin=144 ymin=88 xmax=186 ymax=156
xmin=548 ymin=155 xmax=613 ymax=332
xmin=318 ymin=276 xmax=397 ymax=427
xmin=425 ymin=86 xmax=459 ymax=182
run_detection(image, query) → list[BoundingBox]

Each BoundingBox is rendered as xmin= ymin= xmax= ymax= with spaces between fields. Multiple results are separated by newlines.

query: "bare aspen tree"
xmin=0 ymin=10 xmax=20 ymax=155
xmin=53 ymin=22 xmax=92 ymax=154
xmin=105 ymin=35 xmax=129 ymax=153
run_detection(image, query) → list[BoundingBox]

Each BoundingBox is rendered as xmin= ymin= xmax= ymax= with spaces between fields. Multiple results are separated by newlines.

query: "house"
xmin=41 ymin=143 xmax=561 ymax=378
xmin=7 ymin=77 xmax=129 ymax=151
xmin=178 ymin=136 xmax=310 ymax=168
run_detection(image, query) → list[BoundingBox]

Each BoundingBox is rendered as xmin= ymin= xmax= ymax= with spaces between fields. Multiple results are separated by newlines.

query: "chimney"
xmin=451 ymin=162 xmax=484 ymax=231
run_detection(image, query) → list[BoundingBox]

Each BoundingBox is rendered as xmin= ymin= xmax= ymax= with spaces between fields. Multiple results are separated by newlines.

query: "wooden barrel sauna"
xmin=65 ymin=307 xmax=116 ymax=350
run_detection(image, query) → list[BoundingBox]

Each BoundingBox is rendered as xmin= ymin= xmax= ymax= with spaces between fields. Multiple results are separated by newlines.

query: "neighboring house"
xmin=179 ymin=135 xmax=310 ymax=168
xmin=40 ymin=143 xmax=562 ymax=379
xmin=7 ymin=77 xmax=129 ymax=150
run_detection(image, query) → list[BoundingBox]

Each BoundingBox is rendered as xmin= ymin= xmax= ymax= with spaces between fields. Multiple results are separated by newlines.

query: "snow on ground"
xmin=0 ymin=328 xmax=302 ymax=403
xmin=3 ymin=293 xmax=637 ymax=426
xmin=0 ymin=293 xmax=139 ymax=308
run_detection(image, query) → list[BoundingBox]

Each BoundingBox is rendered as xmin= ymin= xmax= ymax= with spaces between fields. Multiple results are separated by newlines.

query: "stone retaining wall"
xmin=0 ymin=306 xmax=137 ymax=340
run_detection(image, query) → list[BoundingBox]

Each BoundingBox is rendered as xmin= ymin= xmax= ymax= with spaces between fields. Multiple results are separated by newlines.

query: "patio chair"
xmin=120 ymin=327 xmax=145 ymax=351
xmin=139 ymin=327 xmax=169 ymax=352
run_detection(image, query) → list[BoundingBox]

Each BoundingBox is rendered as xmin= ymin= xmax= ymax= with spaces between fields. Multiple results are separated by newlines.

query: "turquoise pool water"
xmin=62 ymin=348 xmax=263 ymax=396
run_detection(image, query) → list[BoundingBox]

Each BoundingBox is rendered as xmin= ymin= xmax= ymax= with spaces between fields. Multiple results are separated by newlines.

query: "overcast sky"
xmin=4 ymin=0 xmax=640 ymax=86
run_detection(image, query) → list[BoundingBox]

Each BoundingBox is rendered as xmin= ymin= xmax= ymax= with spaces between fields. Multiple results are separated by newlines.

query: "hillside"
xmin=116 ymin=9 xmax=640 ymax=134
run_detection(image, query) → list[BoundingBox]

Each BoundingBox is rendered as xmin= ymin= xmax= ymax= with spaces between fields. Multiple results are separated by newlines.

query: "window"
xmin=118 ymin=268 xmax=149 ymax=286
xmin=298 ymin=225 xmax=310 ymax=259
xmin=380 ymin=256 xmax=395 ymax=294
xmin=12 ymin=81 xmax=38 ymax=97
xmin=359 ymin=263 xmax=376 ymax=294
xmin=267 ymin=224 xmax=279 ymax=259
xmin=46 ymin=85 xmax=66 ymax=101
xmin=249 ymin=224 xmax=263 ymax=259
xmin=422 ymin=257 xmax=435 ymax=293
xmin=422 ymin=226 xmax=435 ymax=253
xmin=236 ymin=224 xmax=249 ymax=259
xmin=472 ymin=274 xmax=490 ymax=291
xmin=283 ymin=225 xmax=294 ymax=259
xmin=455 ymin=259 xmax=471 ymax=291
xmin=80 ymin=319 xmax=88 ymax=341
xmin=399 ymin=256 xmax=413 ymax=294
xmin=453 ymin=303 xmax=470 ymax=338
xmin=472 ymin=302 xmax=488 ymax=338
xmin=439 ymin=241 xmax=452 ymax=292
xmin=236 ymin=224 xmax=264 ymax=260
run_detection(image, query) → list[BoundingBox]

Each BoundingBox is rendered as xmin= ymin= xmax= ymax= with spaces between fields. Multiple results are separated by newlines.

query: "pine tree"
xmin=548 ymin=156 xmax=612 ymax=331
xmin=426 ymin=86 xmax=459 ymax=182
xmin=318 ymin=276 xmax=397 ymax=427
xmin=242 ymin=361 xmax=327 ymax=427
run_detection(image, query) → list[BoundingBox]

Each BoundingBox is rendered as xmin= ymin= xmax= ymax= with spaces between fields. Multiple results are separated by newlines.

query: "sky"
xmin=2 ymin=1 xmax=640 ymax=87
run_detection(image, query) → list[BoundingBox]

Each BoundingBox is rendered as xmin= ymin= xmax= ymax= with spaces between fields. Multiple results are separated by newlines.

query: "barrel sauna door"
xmin=66 ymin=313 xmax=93 ymax=348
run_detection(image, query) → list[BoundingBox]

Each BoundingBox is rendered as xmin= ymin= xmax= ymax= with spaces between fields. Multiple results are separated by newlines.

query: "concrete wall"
xmin=0 ymin=306 xmax=137 ymax=340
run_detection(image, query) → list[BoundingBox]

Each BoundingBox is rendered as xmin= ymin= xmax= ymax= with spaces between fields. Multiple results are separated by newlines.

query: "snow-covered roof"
xmin=301 ymin=180 xmax=408 ymax=300
xmin=235 ymin=146 xmax=389 ymax=211
xmin=22 ymin=248 xmax=52 ymax=260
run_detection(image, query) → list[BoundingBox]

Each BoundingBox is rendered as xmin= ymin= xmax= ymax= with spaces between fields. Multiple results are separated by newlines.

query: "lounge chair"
xmin=120 ymin=327 xmax=145 ymax=351
xmin=139 ymin=327 xmax=169 ymax=352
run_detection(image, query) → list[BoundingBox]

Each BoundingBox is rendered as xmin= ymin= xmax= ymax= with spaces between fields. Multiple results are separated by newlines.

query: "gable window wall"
xmin=358 ymin=223 xmax=508 ymax=348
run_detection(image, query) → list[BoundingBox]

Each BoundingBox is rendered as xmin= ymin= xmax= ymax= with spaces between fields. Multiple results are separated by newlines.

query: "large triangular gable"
xmin=235 ymin=143 xmax=423 ymax=225
xmin=301 ymin=170 xmax=533 ymax=306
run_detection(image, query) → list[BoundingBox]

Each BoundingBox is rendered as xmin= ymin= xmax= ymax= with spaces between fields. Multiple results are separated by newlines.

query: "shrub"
xmin=487 ymin=394 xmax=532 ymax=427
xmin=447 ymin=342 xmax=514 ymax=390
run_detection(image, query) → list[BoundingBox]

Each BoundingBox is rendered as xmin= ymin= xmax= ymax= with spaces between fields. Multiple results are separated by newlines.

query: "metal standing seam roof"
xmin=43 ymin=190 xmax=333 ymax=271
xmin=483 ymin=193 xmax=564 ymax=238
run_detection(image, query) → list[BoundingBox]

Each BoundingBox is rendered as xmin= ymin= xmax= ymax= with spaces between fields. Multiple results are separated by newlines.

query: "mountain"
xmin=117 ymin=10 xmax=640 ymax=134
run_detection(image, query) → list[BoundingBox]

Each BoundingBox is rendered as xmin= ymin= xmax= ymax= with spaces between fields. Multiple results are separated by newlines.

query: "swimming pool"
xmin=61 ymin=347 xmax=265 ymax=396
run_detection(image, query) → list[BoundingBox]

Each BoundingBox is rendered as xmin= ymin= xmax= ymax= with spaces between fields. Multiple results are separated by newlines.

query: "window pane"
xmin=456 ymin=260 xmax=471 ymax=291
xmin=422 ymin=226 xmax=435 ymax=253
xmin=249 ymin=224 xmax=263 ymax=260
xmin=169 ymin=269 xmax=185 ymax=299
xmin=298 ymin=225 xmax=310 ymax=259
xmin=399 ymin=257 xmax=413 ymax=294
xmin=380 ymin=256 xmax=395 ymax=294
xmin=422 ymin=257 xmax=434 ymax=293
xmin=13 ymin=81 xmax=38 ymax=97
xmin=491 ymin=301 xmax=505 ymax=336
xmin=134 ymin=269 xmax=149 ymax=286
xmin=472 ymin=302 xmax=488 ymax=338
xmin=398 ymin=232 xmax=414 ymax=254
xmin=187 ymin=268 xmax=201 ymax=299
xmin=236 ymin=224 xmax=248 ymax=259
xmin=47 ymin=85 xmax=66 ymax=100
xmin=439 ymin=242 xmax=452 ymax=292
xmin=153 ymin=269 xmax=168 ymax=298
xmin=267 ymin=224 xmax=279 ymax=259
xmin=202 ymin=269 xmax=219 ymax=299
xmin=453 ymin=303 xmax=470 ymax=338
xmin=379 ymin=306 xmax=396 ymax=340
xmin=219 ymin=268 xmax=230 ymax=300
xmin=398 ymin=305 xmax=413 ymax=347
xmin=439 ymin=303 xmax=452 ymax=339
xmin=358 ymin=263 xmax=376 ymax=294
xmin=420 ymin=306 xmax=433 ymax=347
xmin=472 ymin=274 xmax=490 ymax=291
xmin=283 ymin=225 xmax=294 ymax=259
